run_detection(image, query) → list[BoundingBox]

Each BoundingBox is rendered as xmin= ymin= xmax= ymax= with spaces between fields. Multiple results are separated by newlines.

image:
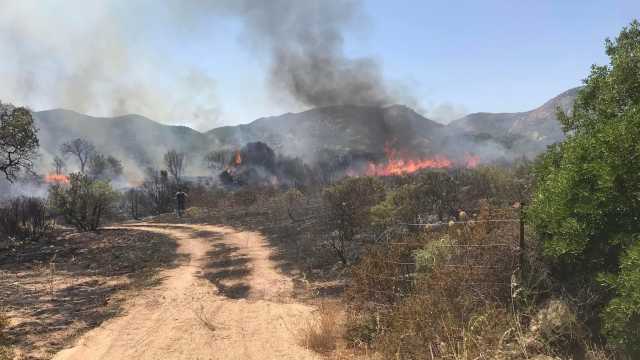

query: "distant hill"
xmin=34 ymin=109 xmax=211 ymax=178
xmin=31 ymin=87 xmax=581 ymax=177
xmin=206 ymin=104 xmax=445 ymax=161
xmin=445 ymin=87 xmax=580 ymax=157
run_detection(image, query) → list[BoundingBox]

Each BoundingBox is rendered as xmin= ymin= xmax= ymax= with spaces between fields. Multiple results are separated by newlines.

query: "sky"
xmin=0 ymin=0 xmax=638 ymax=130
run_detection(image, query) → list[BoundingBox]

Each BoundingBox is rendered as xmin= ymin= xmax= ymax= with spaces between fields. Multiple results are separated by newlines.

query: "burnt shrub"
xmin=0 ymin=196 xmax=51 ymax=244
xmin=323 ymin=176 xmax=385 ymax=264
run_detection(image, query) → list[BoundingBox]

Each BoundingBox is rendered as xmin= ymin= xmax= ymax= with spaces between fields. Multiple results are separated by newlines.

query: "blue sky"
xmin=1 ymin=0 xmax=639 ymax=129
xmin=170 ymin=0 xmax=640 ymax=126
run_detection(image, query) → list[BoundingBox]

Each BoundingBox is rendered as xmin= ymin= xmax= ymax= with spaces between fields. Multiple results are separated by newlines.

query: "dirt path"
xmin=52 ymin=223 xmax=320 ymax=360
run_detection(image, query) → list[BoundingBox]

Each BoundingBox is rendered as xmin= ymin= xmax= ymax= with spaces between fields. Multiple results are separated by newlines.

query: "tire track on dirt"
xmin=52 ymin=223 xmax=319 ymax=360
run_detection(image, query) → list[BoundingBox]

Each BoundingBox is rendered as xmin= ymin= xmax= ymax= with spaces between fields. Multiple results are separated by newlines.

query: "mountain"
xmin=34 ymin=109 xmax=211 ymax=177
xmin=31 ymin=87 xmax=581 ymax=178
xmin=207 ymin=104 xmax=445 ymax=161
xmin=445 ymin=87 xmax=580 ymax=157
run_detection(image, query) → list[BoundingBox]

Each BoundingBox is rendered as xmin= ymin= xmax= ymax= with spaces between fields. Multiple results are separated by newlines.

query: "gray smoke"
xmin=0 ymin=0 xmax=220 ymax=131
xmin=180 ymin=0 xmax=400 ymax=108
xmin=1 ymin=0 xmax=411 ymax=122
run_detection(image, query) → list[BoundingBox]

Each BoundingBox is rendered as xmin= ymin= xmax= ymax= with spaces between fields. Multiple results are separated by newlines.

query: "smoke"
xmin=176 ymin=0 xmax=405 ymax=108
xmin=426 ymin=102 xmax=468 ymax=124
xmin=1 ymin=0 xmax=415 ymax=126
xmin=0 ymin=0 xmax=220 ymax=131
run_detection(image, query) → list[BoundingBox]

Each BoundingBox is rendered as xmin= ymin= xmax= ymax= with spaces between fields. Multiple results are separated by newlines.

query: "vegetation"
xmin=323 ymin=176 xmax=384 ymax=264
xmin=529 ymin=20 xmax=640 ymax=354
xmin=141 ymin=168 xmax=175 ymax=214
xmin=87 ymin=152 xmax=124 ymax=181
xmin=49 ymin=173 xmax=118 ymax=231
xmin=0 ymin=310 xmax=12 ymax=360
xmin=52 ymin=155 xmax=65 ymax=175
xmin=299 ymin=302 xmax=342 ymax=354
xmin=0 ymin=102 xmax=39 ymax=182
xmin=0 ymin=196 xmax=51 ymax=244
xmin=164 ymin=149 xmax=186 ymax=184
xmin=60 ymin=138 xmax=95 ymax=174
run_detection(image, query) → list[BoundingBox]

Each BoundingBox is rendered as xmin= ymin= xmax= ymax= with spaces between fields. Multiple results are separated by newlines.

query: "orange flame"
xmin=365 ymin=155 xmax=453 ymax=176
xmin=349 ymin=142 xmax=481 ymax=177
xmin=464 ymin=153 xmax=480 ymax=168
xmin=45 ymin=173 xmax=70 ymax=184
xmin=363 ymin=143 xmax=453 ymax=176
xmin=234 ymin=151 xmax=242 ymax=166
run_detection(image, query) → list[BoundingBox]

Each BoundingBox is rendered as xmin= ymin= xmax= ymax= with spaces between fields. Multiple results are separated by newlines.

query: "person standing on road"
xmin=175 ymin=189 xmax=188 ymax=217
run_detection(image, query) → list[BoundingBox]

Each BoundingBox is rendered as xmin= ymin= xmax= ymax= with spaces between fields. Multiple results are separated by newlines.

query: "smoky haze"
xmin=172 ymin=0 xmax=411 ymax=108
xmin=1 ymin=0 xmax=412 ymax=125
xmin=0 ymin=0 xmax=220 ymax=131
xmin=222 ymin=0 xmax=395 ymax=107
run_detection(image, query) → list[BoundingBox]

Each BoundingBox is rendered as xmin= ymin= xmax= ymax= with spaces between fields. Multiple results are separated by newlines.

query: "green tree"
xmin=529 ymin=20 xmax=640 ymax=353
xmin=0 ymin=102 xmax=39 ymax=182
xmin=49 ymin=173 xmax=118 ymax=231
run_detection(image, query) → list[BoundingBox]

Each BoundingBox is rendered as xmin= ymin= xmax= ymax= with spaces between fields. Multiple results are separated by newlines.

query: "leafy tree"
xmin=87 ymin=153 xmax=123 ymax=180
xmin=61 ymin=138 xmax=95 ymax=173
xmin=529 ymin=20 xmax=640 ymax=353
xmin=49 ymin=173 xmax=118 ymax=231
xmin=0 ymin=102 xmax=39 ymax=182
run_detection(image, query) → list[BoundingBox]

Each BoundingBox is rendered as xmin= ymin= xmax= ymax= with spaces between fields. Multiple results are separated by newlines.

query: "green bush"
xmin=414 ymin=235 xmax=454 ymax=273
xmin=600 ymin=239 xmax=640 ymax=355
xmin=49 ymin=173 xmax=118 ymax=231
xmin=529 ymin=20 xmax=640 ymax=353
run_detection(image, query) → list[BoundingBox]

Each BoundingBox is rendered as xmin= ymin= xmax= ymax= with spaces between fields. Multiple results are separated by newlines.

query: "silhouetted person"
xmin=175 ymin=190 xmax=188 ymax=217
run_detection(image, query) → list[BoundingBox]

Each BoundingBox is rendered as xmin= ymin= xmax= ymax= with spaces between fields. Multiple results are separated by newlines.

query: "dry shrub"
xmin=300 ymin=302 xmax=343 ymax=354
xmin=374 ymin=268 xmax=513 ymax=359
xmin=0 ymin=196 xmax=51 ymax=244
xmin=347 ymin=244 xmax=407 ymax=305
xmin=0 ymin=311 xmax=12 ymax=360
xmin=344 ymin=223 xmax=529 ymax=359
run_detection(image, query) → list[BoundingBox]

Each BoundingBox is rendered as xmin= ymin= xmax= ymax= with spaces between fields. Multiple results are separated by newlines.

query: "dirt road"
xmin=52 ymin=223 xmax=320 ymax=360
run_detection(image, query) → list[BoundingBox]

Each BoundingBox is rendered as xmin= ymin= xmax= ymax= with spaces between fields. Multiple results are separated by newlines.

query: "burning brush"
xmin=44 ymin=173 xmax=70 ymax=184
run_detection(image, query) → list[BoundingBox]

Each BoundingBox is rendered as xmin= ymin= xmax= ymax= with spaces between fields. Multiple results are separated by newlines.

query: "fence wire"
xmin=354 ymin=208 xmax=523 ymax=318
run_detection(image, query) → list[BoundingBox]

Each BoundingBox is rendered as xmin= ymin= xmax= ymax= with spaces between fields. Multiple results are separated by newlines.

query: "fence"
xmin=351 ymin=205 xmax=523 ymax=315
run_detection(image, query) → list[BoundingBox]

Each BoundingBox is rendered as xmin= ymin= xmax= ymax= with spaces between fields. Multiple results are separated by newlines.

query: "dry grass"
xmin=300 ymin=301 xmax=344 ymax=355
xmin=0 ymin=311 xmax=12 ymax=360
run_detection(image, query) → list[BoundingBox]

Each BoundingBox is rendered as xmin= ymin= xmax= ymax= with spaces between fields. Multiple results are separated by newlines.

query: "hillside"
xmin=34 ymin=109 xmax=212 ymax=177
xmin=445 ymin=87 xmax=580 ymax=157
xmin=32 ymin=87 xmax=580 ymax=176
xmin=207 ymin=105 xmax=445 ymax=161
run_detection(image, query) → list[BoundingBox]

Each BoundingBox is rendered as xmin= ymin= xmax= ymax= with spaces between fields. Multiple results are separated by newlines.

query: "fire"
xmin=363 ymin=143 xmax=453 ymax=176
xmin=45 ymin=173 xmax=69 ymax=184
xmin=464 ymin=153 xmax=480 ymax=168
xmin=234 ymin=150 xmax=242 ymax=166
xmin=365 ymin=155 xmax=452 ymax=176
xmin=349 ymin=142 xmax=482 ymax=177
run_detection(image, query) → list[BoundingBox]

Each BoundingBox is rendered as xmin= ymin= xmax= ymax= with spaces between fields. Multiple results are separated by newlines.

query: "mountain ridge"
xmin=31 ymin=87 xmax=581 ymax=176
